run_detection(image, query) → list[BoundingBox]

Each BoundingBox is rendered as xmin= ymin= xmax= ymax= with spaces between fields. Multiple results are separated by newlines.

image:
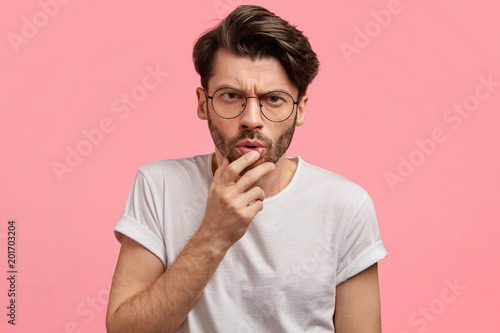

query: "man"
xmin=106 ymin=5 xmax=387 ymax=333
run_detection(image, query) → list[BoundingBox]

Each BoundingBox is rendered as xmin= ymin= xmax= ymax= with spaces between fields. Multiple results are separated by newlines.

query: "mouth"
xmin=235 ymin=140 xmax=266 ymax=157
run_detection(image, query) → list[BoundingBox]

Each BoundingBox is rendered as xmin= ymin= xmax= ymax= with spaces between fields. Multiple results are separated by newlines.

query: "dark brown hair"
xmin=193 ymin=5 xmax=319 ymax=99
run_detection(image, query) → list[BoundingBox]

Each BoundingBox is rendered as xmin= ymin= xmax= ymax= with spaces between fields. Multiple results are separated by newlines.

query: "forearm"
xmin=107 ymin=230 xmax=227 ymax=333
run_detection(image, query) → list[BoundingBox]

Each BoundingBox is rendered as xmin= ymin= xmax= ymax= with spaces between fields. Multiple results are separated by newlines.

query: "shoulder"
xmin=297 ymin=157 xmax=369 ymax=196
xmin=295 ymin=157 xmax=370 ymax=205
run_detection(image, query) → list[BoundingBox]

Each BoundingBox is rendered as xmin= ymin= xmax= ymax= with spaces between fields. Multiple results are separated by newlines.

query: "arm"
xmin=334 ymin=263 xmax=382 ymax=333
xmin=106 ymin=151 xmax=275 ymax=333
xmin=105 ymin=232 xmax=226 ymax=333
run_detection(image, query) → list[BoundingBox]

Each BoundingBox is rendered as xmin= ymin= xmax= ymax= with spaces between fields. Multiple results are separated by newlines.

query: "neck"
xmin=211 ymin=152 xmax=297 ymax=198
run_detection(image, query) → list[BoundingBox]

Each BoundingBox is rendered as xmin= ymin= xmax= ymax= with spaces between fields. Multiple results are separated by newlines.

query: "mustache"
xmin=228 ymin=130 xmax=273 ymax=148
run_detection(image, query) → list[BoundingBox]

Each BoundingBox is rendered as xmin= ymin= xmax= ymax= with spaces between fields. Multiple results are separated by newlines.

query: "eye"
xmin=262 ymin=92 xmax=288 ymax=107
xmin=270 ymin=96 xmax=282 ymax=103
xmin=217 ymin=89 xmax=245 ymax=103
xmin=223 ymin=92 xmax=238 ymax=100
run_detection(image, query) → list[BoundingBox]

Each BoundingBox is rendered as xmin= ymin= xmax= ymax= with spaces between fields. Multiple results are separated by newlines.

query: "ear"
xmin=196 ymin=87 xmax=208 ymax=120
xmin=295 ymin=94 xmax=308 ymax=126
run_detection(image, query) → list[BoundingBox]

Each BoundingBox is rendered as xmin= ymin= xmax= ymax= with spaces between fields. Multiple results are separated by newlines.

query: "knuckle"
xmin=220 ymin=192 xmax=232 ymax=205
xmin=235 ymin=209 xmax=247 ymax=221
xmin=226 ymin=164 xmax=238 ymax=177
xmin=209 ymin=184 xmax=221 ymax=197
xmin=243 ymin=171 xmax=256 ymax=184
xmin=213 ymin=168 xmax=223 ymax=179
xmin=252 ymin=186 xmax=264 ymax=197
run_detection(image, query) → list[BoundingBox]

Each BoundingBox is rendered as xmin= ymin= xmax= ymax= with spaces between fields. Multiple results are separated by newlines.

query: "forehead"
xmin=208 ymin=48 xmax=297 ymax=95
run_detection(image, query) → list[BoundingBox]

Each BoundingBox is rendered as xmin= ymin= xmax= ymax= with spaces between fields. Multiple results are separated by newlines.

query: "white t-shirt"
xmin=114 ymin=153 xmax=388 ymax=332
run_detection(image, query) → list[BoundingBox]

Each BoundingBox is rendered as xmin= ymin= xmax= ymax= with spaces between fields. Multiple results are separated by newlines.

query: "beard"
xmin=207 ymin=110 xmax=297 ymax=174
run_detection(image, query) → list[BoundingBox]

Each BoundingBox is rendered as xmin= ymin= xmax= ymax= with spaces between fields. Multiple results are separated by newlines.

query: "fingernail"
xmin=251 ymin=151 xmax=260 ymax=158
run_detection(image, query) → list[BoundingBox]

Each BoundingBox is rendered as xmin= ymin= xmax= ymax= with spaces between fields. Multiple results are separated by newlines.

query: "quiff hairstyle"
xmin=193 ymin=5 xmax=319 ymax=100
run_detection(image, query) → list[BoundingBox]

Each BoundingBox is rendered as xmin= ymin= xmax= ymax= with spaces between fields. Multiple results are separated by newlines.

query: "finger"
xmin=239 ymin=186 xmax=266 ymax=206
xmin=244 ymin=197 xmax=264 ymax=217
xmin=220 ymin=151 xmax=260 ymax=184
xmin=230 ymin=187 xmax=265 ymax=220
xmin=235 ymin=161 xmax=275 ymax=192
xmin=213 ymin=157 xmax=230 ymax=183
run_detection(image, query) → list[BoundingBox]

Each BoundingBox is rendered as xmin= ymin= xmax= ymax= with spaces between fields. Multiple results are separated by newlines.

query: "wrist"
xmin=190 ymin=227 xmax=231 ymax=260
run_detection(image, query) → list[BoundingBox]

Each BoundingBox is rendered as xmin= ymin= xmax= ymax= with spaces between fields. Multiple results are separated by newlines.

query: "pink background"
xmin=1 ymin=0 xmax=499 ymax=332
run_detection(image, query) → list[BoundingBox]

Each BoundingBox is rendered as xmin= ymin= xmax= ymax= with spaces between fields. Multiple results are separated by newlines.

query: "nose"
xmin=239 ymin=97 xmax=264 ymax=130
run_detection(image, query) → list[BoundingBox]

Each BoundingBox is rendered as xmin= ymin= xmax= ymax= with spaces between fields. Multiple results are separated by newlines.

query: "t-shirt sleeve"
xmin=113 ymin=169 xmax=167 ymax=269
xmin=336 ymin=192 xmax=387 ymax=285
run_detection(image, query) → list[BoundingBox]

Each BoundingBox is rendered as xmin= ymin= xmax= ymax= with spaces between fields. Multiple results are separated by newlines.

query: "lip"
xmin=235 ymin=140 xmax=266 ymax=157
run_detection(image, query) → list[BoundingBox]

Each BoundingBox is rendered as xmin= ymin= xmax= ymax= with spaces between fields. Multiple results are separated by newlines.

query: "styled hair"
xmin=193 ymin=5 xmax=319 ymax=99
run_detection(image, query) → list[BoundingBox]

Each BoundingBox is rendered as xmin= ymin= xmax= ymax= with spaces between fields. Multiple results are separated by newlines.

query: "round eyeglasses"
xmin=205 ymin=87 xmax=299 ymax=122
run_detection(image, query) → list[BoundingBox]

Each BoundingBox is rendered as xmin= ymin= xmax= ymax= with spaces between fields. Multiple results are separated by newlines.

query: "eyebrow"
xmin=213 ymin=84 xmax=293 ymax=96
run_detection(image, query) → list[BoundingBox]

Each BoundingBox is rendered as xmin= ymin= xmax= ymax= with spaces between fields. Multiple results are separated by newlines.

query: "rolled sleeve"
xmin=336 ymin=193 xmax=388 ymax=285
xmin=113 ymin=170 xmax=167 ymax=269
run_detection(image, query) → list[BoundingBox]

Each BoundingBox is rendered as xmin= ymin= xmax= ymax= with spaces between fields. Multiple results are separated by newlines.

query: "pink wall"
xmin=1 ymin=0 xmax=499 ymax=332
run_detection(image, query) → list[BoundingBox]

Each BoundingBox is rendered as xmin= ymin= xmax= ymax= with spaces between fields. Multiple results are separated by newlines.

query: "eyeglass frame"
xmin=204 ymin=87 xmax=299 ymax=123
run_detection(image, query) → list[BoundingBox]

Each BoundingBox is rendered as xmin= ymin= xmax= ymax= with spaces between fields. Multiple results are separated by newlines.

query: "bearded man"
xmin=107 ymin=5 xmax=387 ymax=333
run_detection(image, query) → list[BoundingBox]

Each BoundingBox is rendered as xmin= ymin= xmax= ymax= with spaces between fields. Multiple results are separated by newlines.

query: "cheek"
xmin=210 ymin=118 xmax=232 ymax=136
xmin=268 ymin=123 xmax=292 ymax=140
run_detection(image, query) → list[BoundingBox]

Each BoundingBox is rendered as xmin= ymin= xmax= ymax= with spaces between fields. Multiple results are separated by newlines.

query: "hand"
xmin=198 ymin=151 xmax=275 ymax=250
